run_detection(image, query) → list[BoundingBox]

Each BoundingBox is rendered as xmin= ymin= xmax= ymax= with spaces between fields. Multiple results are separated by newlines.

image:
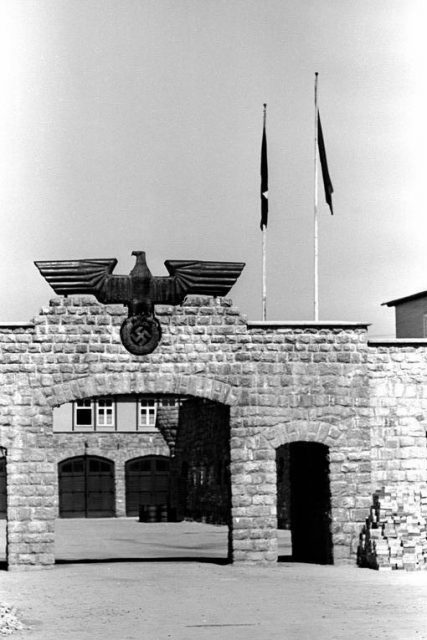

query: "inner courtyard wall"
xmin=53 ymin=431 xmax=170 ymax=517
xmin=0 ymin=296 xmax=426 ymax=569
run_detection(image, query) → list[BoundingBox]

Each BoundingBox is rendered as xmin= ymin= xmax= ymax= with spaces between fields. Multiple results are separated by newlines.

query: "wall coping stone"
xmin=0 ymin=322 xmax=34 ymax=328
xmin=368 ymin=338 xmax=427 ymax=346
xmin=247 ymin=320 xmax=370 ymax=329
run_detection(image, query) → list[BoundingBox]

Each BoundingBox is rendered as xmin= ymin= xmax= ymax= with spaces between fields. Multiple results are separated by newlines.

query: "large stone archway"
xmin=45 ymin=373 xmax=241 ymax=409
xmin=5 ymin=372 xmax=241 ymax=569
xmin=268 ymin=420 xmax=372 ymax=563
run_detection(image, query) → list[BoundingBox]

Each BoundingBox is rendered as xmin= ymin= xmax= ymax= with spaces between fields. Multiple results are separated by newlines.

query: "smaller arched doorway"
xmin=58 ymin=456 xmax=115 ymax=518
xmin=276 ymin=441 xmax=333 ymax=564
xmin=125 ymin=456 xmax=170 ymax=517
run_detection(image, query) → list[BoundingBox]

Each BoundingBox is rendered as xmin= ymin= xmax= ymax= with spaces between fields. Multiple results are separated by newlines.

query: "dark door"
xmin=289 ymin=442 xmax=333 ymax=564
xmin=125 ymin=456 xmax=170 ymax=516
xmin=58 ymin=456 xmax=115 ymax=518
xmin=0 ymin=458 xmax=6 ymax=519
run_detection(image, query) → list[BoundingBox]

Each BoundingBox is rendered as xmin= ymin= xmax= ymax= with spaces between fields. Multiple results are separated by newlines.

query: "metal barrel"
xmin=148 ymin=505 xmax=157 ymax=522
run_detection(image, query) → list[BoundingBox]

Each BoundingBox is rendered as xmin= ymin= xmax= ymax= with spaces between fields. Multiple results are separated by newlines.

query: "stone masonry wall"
xmin=0 ymin=296 xmax=427 ymax=569
xmin=368 ymin=343 xmax=427 ymax=494
xmin=233 ymin=322 xmax=371 ymax=564
xmin=360 ymin=341 xmax=427 ymax=569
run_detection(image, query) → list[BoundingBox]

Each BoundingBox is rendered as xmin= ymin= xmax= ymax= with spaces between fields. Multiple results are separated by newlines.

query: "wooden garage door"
xmin=58 ymin=456 xmax=115 ymax=518
xmin=0 ymin=458 xmax=6 ymax=519
xmin=125 ymin=456 xmax=170 ymax=516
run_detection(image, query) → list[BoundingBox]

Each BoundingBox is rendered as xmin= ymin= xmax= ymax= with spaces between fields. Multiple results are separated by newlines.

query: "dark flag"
xmin=317 ymin=112 xmax=334 ymax=215
xmin=260 ymin=105 xmax=268 ymax=229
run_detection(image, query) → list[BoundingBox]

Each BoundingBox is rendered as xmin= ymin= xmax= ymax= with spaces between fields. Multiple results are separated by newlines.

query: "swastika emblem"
xmin=120 ymin=315 xmax=162 ymax=355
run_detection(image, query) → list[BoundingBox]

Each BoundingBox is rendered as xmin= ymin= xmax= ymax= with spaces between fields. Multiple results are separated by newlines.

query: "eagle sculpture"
xmin=35 ymin=251 xmax=245 ymax=355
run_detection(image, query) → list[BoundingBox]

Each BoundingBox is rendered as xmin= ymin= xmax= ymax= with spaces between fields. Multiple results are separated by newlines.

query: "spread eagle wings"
xmin=34 ymin=258 xmax=245 ymax=305
xmin=34 ymin=258 xmax=126 ymax=303
xmin=154 ymin=260 xmax=245 ymax=304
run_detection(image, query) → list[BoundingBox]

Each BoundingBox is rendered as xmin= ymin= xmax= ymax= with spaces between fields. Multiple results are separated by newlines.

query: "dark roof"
xmin=382 ymin=291 xmax=427 ymax=307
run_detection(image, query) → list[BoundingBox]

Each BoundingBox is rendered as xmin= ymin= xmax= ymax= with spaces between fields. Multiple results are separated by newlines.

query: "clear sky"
xmin=0 ymin=0 xmax=425 ymax=337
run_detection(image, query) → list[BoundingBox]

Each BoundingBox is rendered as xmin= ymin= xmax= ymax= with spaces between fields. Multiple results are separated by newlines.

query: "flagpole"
xmin=314 ymin=73 xmax=319 ymax=321
xmin=262 ymin=103 xmax=267 ymax=320
xmin=262 ymin=224 xmax=267 ymax=320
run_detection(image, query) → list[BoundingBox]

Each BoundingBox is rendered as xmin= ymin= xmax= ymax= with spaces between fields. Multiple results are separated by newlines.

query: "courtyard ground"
xmin=0 ymin=519 xmax=426 ymax=639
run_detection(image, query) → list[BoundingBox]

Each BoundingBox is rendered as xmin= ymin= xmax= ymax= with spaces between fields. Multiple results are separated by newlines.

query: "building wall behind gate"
xmin=53 ymin=432 xmax=170 ymax=517
xmin=0 ymin=295 xmax=427 ymax=569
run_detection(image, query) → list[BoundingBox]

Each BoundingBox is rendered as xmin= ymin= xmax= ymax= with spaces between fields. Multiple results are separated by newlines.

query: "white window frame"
xmin=138 ymin=399 xmax=158 ymax=429
xmin=96 ymin=399 xmax=115 ymax=429
xmin=74 ymin=399 xmax=94 ymax=430
xmin=73 ymin=398 xmax=116 ymax=431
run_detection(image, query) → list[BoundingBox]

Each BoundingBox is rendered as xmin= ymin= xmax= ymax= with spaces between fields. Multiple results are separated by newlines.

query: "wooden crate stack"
xmin=358 ymin=488 xmax=427 ymax=571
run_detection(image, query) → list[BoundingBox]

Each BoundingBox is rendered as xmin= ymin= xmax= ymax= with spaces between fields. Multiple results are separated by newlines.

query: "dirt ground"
xmin=0 ymin=519 xmax=427 ymax=640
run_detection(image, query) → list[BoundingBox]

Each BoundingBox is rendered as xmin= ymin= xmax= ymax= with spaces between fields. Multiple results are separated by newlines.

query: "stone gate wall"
xmin=0 ymin=295 xmax=426 ymax=569
xmin=368 ymin=341 xmax=427 ymax=493
xmin=357 ymin=341 xmax=427 ymax=569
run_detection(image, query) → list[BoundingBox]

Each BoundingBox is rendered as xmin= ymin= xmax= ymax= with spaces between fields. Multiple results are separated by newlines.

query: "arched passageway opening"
xmin=276 ymin=441 xmax=333 ymax=564
xmin=58 ymin=455 xmax=115 ymax=518
xmin=54 ymin=394 xmax=232 ymax=565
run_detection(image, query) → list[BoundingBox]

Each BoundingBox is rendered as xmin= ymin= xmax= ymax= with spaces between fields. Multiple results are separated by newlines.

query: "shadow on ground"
xmin=56 ymin=555 xmax=230 ymax=565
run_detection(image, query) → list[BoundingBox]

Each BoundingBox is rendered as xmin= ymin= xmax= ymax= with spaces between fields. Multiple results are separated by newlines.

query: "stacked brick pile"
xmin=358 ymin=487 xmax=427 ymax=570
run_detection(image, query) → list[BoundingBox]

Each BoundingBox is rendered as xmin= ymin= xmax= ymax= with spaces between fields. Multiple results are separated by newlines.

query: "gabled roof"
xmin=382 ymin=291 xmax=427 ymax=307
